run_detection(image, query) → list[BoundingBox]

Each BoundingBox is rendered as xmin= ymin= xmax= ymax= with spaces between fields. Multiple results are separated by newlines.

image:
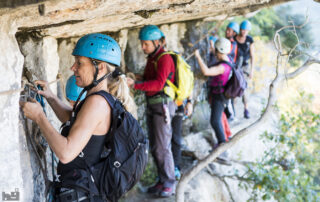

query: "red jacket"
xmin=134 ymin=47 xmax=175 ymax=97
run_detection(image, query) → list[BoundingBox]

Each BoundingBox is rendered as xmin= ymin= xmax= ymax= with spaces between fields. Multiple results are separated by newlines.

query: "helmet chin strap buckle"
xmin=92 ymin=80 xmax=99 ymax=86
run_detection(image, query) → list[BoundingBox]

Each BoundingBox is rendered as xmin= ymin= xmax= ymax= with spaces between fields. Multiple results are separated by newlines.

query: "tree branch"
xmin=176 ymin=70 xmax=281 ymax=201
xmin=286 ymin=59 xmax=320 ymax=79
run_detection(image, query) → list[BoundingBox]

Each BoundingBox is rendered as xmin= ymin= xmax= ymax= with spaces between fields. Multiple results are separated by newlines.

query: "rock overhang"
xmin=0 ymin=0 xmax=291 ymax=38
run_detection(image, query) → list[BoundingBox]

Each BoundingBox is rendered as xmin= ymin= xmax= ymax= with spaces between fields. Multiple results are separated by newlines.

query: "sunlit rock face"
xmin=0 ymin=0 xmax=289 ymax=201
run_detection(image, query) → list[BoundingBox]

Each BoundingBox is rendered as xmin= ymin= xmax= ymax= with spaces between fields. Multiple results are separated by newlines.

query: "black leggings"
xmin=210 ymin=94 xmax=227 ymax=144
xmin=171 ymin=105 xmax=184 ymax=168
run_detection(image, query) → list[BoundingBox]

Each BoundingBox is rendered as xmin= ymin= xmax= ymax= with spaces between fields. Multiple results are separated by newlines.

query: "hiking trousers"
xmin=241 ymin=64 xmax=251 ymax=107
xmin=147 ymin=101 xmax=176 ymax=188
xmin=171 ymin=105 xmax=184 ymax=168
xmin=210 ymin=94 xmax=227 ymax=144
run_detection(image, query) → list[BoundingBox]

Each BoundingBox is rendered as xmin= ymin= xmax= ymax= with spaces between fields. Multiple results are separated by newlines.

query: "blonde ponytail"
xmin=106 ymin=64 xmax=138 ymax=118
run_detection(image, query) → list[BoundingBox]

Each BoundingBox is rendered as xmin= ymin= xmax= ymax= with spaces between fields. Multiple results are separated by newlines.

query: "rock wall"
xmin=0 ymin=0 xmax=290 ymax=201
xmin=0 ymin=14 xmax=25 ymax=200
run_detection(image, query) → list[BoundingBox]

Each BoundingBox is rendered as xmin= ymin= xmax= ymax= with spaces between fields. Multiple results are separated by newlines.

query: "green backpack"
xmin=155 ymin=51 xmax=194 ymax=103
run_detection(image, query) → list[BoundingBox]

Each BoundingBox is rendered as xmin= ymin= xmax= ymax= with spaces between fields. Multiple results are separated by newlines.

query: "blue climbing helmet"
xmin=71 ymin=33 xmax=122 ymax=104
xmin=65 ymin=75 xmax=86 ymax=101
xmin=227 ymin=22 xmax=240 ymax=34
xmin=240 ymin=20 xmax=252 ymax=31
xmin=139 ymin=25 xmax=162 ymax=41
xmin=72 ymin=33 xmax=121 ymax=67
xmin=209 ymin=36 xmax=218 ymax=43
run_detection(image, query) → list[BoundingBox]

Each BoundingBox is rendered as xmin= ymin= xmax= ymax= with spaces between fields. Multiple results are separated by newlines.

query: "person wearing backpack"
xmin=208 ymin=22 xmax=239 ymax=122
xmin=65 ymin=75 xmax=86 ymax=107
xmin=235 ymin=20 xmax=255 ymax=119
xmin=127 ymin=25 xmax=177 ymax=197
xmin=20 ymin=33 xmax=143 ymax=201
xmin=225 ymin=22 xmax=239 ymax=64
xmin=194 ymin=38 xmax=233 ymax=164
xmin=158 ymin=30 xmax=194 ymax=180
xmin=223 ymin=21 xmax=240 ymax=121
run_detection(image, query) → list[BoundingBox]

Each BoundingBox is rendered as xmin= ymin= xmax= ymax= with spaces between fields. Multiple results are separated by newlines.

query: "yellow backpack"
xmin=155 ymin=51 xmax=194 ymax=104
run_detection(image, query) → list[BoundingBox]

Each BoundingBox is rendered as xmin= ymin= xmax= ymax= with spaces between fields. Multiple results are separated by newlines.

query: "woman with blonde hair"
xmin=20 ymin=33 xmax=136 ymax=201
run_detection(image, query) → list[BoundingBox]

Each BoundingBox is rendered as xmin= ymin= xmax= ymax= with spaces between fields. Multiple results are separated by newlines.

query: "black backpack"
xmin=69 ymin=91 xmax=149 ymax=202
xmin=222 ymin=61 xmax=247 ymax=99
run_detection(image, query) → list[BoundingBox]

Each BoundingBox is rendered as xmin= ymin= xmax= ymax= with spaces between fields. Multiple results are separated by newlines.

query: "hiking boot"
xmin=244 ymin=109 xmax=250 ymax=119
xmin=159 ymin=187 xmax=174 ymax=197
xmin=215 ymin=151 xmax=232 ymax=166
xmin=174 ymin=167 xmax=181 ymax=180
xmin=147 ymin=182 xmax=163 ymax=195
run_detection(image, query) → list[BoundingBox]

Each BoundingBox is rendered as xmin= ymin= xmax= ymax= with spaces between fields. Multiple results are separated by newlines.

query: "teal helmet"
xmin=209 ymin=36 xmax=218 ymax=43
xmin=71 ymin=33 xmax=121 ymax=95
xmin=65 ymin=75 xmax=86 ymax=101
xmin=240 ymin=20 xmax=252 ymax=31
xmin=227 ymin=22 xmax=240 ymax=34
xmin=72 ymin=33 xmax=121 ymax=67
xmin=139 ymin=25 xmax=162 ymax=41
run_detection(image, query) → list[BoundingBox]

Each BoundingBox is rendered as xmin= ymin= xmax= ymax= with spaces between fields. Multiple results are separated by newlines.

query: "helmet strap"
xmin=72 ymin=71 xmax=112 ymax=111
xmin=72 ymin=60 xmax=112 ymax=111
xmin=149 ymin=41 xmax=161 ymax=57
xmin=81 ymin=59 xmax=100 ymax=91
xmin=92 ymin=60 xmax=99 ymax=86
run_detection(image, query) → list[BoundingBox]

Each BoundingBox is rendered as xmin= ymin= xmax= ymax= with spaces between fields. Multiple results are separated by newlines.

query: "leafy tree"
xmin=239 ymin=92 xmax=320 ymax=202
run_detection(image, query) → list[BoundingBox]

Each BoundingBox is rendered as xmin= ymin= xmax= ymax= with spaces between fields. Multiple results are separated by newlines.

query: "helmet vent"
xmin=72 ymin=33 xmax=121 ymax=66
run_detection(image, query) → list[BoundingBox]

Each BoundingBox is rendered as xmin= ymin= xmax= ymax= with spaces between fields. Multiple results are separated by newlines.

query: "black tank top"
xmin=236 ymin=35 xmax=253 ymax=66
xmin=57 ymin=98 xmax=107 ymax=180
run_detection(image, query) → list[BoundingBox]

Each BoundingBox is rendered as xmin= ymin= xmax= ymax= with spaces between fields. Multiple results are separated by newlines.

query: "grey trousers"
xmin=147 ymin=101 xmax=176 ymax=188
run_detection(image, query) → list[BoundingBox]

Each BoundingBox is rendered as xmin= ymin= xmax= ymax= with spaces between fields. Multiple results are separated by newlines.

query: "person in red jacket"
xmin=127 ymin=25 xmax=176 ymax=197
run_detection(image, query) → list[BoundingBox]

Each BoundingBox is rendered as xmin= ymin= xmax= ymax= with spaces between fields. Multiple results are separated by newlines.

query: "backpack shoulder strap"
xmin=91 ymin=90 xmax=116 ymax=109
xmin=90 ymin=91 xmax=125 ymax=141
xmin=153 ymin=51 xmax=177 ymax=90
xmin=154 ymin=51 xmax=174 ymax=70
xmin=219 ymin=60 xmax=235 ymax=70
xmin=73 ymin=90 xmax=116 ymax=112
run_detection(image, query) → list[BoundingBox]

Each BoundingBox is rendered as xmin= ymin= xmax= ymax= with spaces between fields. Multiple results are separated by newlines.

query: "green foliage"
xmin=239 ymin=92 xmax=320 ymax=201
xmin=249 ymin=8 xmax=281 ymax=41
xmin=250 ymin=6 xmax=312 ymax=51
xmin=251 ymin=6 xmax=313 ymax=66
